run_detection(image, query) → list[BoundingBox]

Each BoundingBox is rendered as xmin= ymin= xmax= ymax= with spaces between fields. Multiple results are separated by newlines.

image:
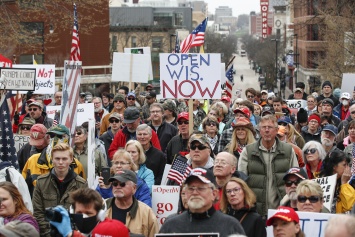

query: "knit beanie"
xmin=322 ymin=81 xmax=332 ymax=89
xmin=297 ymin=108 xmax=308 ymax=124
xmin=308 ymin=113 xmax=321 ymax=124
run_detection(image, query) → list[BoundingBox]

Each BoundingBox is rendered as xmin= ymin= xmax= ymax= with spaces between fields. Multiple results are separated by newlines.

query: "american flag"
xmin=173 ymin=32 xmax=180 ymax=53
xmin=167 ymin=156 xmax=192 ymax=185
xmin=180 ymin=18 xmax=208 ymax=53
xmin=225 ymin=65 xmax=234 ymax=98
xmin=0 ymin=93 xmax=19 ymax=169
xmin=70 ymin=3 xmax=81 ymax=61
xmin=7 ymin=92 xmax=22 ymax=123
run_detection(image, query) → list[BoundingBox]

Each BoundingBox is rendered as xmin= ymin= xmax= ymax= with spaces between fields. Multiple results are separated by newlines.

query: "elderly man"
xmin=25 ymin=100 xmax=53 ymax=129
xmin=188 ymin=134 xmax=214 ymax=170
xmin=324 ymin=215 xmax=355 ymax=237
xmin=105 ymin=170 xmax=159 ymax=237
xmin=321 ymin=98 xmax=341 ymax=127
xmin=238 ymin=115 xmax=298 ymax=218
xmin=317 ymin=80 xmax=339 ymax=106
xmin=321 ymin=124 xmax=338 ymax=155
xmin=160 ymin=168 xmax=245 ymax=236
xmin=93 ymin=97 xmax=109 ymax=132
xmin=334 ymin=92 xmax=351 ymax=120
xmin=54 ymin=91 xmax=62 ymax=105
xmin=137 ymin=124 xmax=166 ymax=185
xmin=280 ymin=167 xmax=308 ymax=209
xmin=108 ymin=107 xmax=161 ymax=159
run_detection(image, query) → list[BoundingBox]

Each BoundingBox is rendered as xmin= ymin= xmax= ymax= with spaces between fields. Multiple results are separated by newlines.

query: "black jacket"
xmin=166 ymin=134 xmax=189 ymax=164
xmin=99 ymin=128 xmax=115 ymax=166
xmin=145 ymin=145 xmax=166 ymax=185
xmin=149 ymin=121 xmax=178 ymax=153
xmin=317 ymin=94 xmax=340 ymax=107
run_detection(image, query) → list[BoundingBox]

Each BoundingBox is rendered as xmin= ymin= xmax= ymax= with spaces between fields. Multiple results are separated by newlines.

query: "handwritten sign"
xmin=267 ymin=209 xmax=335 ymax=237
xmin=14 ymin=135 xmax=30 ymax=153
xmin=160 ymin=53 xmax=221 ymax=99
xmin=152 ymin=185 xmax=180 ymax=228
xmin=46 ymin=103 xmax=94 ymax=126
xmin=312 ymin=174 xmax=337 ymax=212
xmin=286 ymin=99 xmax=307 ymax=115
xmin=1 ymin=68 xmax=36 ymax=91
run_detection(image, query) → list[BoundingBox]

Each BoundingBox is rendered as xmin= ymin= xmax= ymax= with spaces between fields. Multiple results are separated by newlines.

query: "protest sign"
xmin=124 ymin=47 xmax=153 ymax=81
xmin=220 ymin=63 xmax=226 ymax=85
xmin=341 ymin=73 xmax=355 ymax=95
xmin=267 ymin=209 xmax=335 ymax=237
xmin=46 ymin=103 xmax=94 ymax=126
xmin=286 ymin=99 xmax=307 ymax=115
xmin=111 ymin=52 xmax=150 ymax=83
xmin=14 ymin=134 xmax=30 ymax=153
xmin=161 ymin=164 xmax=171 ymax=185
xmin=312 ymin=174 xmax=337 ymax=212
xmin=1 ymin=68 xmax=36 ymax=91
xmin=13 ymin=64 xmax=55 ymax=94
xmin=160 ymin=53 xmax=222 ymax=99
xmin=87 ymin=119 xmax=96 ymax=189
xmin=152 ymin=185 xmax=180 ymax=228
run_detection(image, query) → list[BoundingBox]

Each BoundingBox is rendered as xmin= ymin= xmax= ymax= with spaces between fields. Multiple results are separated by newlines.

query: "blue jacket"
xmin=138 ymin=164 xmax=155 ymax=193
xmin=96 ymin=176 xmax=152 ymax=207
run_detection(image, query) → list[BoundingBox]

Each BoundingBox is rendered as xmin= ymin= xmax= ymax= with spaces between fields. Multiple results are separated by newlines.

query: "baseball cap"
xmin=0 ymin=220 xmax=39 ymax=237
xmin=233 ymin=107 xmax=250 ymax=118
xmin=123 ymin=107 xmax=140 ymax=123
xmin=261 ymin=105 xmax=274 ymax=116
xmin=278 ymin=116 xmax=292 ymax=124
xmin=189 ymin=133 xmax=210 ymax=147
xmin=145 ymin=84 xmax=153 ymax=90
xmin=127 ymin=92 xmax=136 ymax=98
xmin=184 ymin=167 xmax=216 ymax=185
xmin=266 ymin=206 xmax=300 ymax=226
xmin=109 ymin=112 xmax=121 ymax=121
xmin=322 ymin=98 xmax=334 ymax=107
xmin=91 ymin=218 xmax=129 ymax=237
xmin=221 ymin=96 xmax=231 ymax=103
xmin=322 ymin=124 xmax=338 ymax=136
xmin=145 ymin=91 xmax=156 ymax=99
xmin=28 ymin=101 xmax=43 ymax=109
xmin=19 ymin=117 xmax=35 ymax=126
xmin=294 ymin=88 xmax=302 ymax=93
xmin=163 ymin=99 xmax=176 ymax=112
xmin=79 ymin=92 xmax=86 ymax=97
xmin=108 ymin=169 xmax=137 ymax=184
xmin=29 ymin=124 xmax=47 ymax=146
xmin=177 ymin=112 xmax=189 ymax=121
xmin=47 ymin=124 xmax=70 ymax=136
xmin=113 ymin=94 xmax=125 ymax=102
xmin=341 ymin=92 xmax=351 ymax=100
xmin=283 ymin=167 xmax=308 ymax=180
xmin=261 ymin=90 xmax=268 ymax=94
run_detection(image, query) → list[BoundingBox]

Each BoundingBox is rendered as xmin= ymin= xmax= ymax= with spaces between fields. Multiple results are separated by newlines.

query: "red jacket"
xmin=108 ymin=126 xmax=161 ymax=159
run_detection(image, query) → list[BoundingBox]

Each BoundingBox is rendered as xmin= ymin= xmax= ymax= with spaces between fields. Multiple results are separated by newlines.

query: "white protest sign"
xmin=87 ymin=119 xmax=96 ymax=188
xmin=152 ymin=185 xmax=180 ymax=228
xmin=46 ymin=103 xmax=95 ymax=126
xmin=341 ymin=73 xmax=355 ymax=95
xmin=160 ymin=53 xmax=222 ymax=99
xmin=111 ymin=52 xmax=150 ymax=83
xmin=14 ymin=135 xmax=30 ymax=153
xmin=286 ymin=99 xmax=307 ymax=115
xmin=1 ymin=68 xmax=36 ymax=91
xmin=221 ymin=63 xmax=226 ymax=85
xmin=312 ymin=174 xmax=337 ymax=212
xmin=124 ymin=47 xmax=153 ymax=81
xmin=161 ymin=164 xmax=171 ymax=185
xmin=13 ymin=64 xmax=55 ymax=94
xmin=267 ymin=209 xmax=335 ymax=237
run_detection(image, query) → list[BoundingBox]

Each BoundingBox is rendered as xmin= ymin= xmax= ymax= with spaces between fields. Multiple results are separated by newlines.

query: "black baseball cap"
xmin=109 ymin=170 xmax=137 ymax=184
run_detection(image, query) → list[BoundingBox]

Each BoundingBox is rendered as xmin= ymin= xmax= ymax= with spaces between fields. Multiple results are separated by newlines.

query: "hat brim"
xmin=123 ymin=118 xmax=137 ymax=124
xmin=322 ymin=129 xmax=336 ymax=136
xmin=184 ymin=175 xmax=211 ymax=184
xmin=234 ymin=124 xmax=256 ymax=136
xmin=266 ymin=214 xmax=296 ymax=226
xmin=47 ymin=131 xmax=66 ymax=135
xmin=283 ymin=173 xmax=306 ymax=181
xmin=108 ymin=176 xmax=128 ymax=184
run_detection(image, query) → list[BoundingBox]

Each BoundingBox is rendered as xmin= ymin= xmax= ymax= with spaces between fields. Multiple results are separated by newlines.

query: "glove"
xmin=49 ymin=206 xmax=72 ymax=237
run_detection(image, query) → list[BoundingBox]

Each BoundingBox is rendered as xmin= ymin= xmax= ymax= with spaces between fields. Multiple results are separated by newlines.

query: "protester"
xmin=187 ymin=133 xmax=214 ymax=169
xmin=338 ymin=120 xmax=355 ymax=150
xmin=304 ymin=95 xmax=317 ymax=115
xmin=295 ymin=108 xmax=309 ymax=133
xmin=220 ymin=177 xmax=266 ymax=237
xmin=324 ymin=214 xmax=355 ymax=237
xmin=321 ymin=124 xmax=338 ymax=155
xmin=141 ymin=91 xmax=157 ymax=123
xmin=321 ymin=98 xmax=341 ymax=127
xmin=162 ymin=99 xmax=177 ymax=126
xmin=126 ymin=92 xmax=137 ymax=107
xmin=334 ymin=92 xmax=351 ymax=120
xmin=301 ymin=113 xmax=322 ymax=143
xmin=25 ymin=100 xmax=53 ymax=129
xmin=296 ymin=179 xmax=328 ymax=212
xmin=201 ymin=116 xmax=220 ymax=155
xmin=93 ymin=97 xmax=109 ymax=133
xmin=101 ymin=92 xmax=113 ymax=112
xmin=245 ymin=88 xmax=257 ymax=103
xmin=337 ymin=103 xmax=355 ymax=141
xmin=288 ymin=82 xmax=308 ymax=100
xmin=317 ymin=81 xmax=339 ymax=106
xmin=99 ymin=94 xmax=126 ymax=135
xmin=17 ymin=117 xmax=35 ymax=136
xmin=192 ymin=99 xmax=206 ymax=130
xmin=278 ymin=116 xmax=305 ymax=149
xmin=302 ymin=141 xmax=326 ymax=179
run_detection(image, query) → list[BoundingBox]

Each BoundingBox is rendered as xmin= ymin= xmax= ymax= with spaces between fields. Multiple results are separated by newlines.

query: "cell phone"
xmin=101 ymin=168 xmax=111 ymax=185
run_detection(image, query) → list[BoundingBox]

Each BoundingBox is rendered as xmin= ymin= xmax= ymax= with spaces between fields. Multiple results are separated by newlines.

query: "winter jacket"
xmin=33 ymin=169 xmax=87 ymax=237
xmin=301 ymin=126 xmax=322 ymax=143
xmin=333 ymin=103 xmax=350 ymax=120
xmin=145 ymin=146 xmax=166 ymax=185
xmin=336 ymin=183 xmax=355 ymax=213
xmin=317 ymin=94 xmax=340 ymax=107
xmin=148 ymin=121 xmax=178 ymax=152
xmin=105 ymin=197 xmax=159 ymax=237
xmin=73 ymin=143 xmax=107 ymax=177
xmin=166 ymin=134 xmax=189 ymax=164
xmin=138 ymin=164 xmax=154 ymax=193
xmin=17 ymin=142 xmax=45 ymax=173
xmin=3 ymin=213 xmax=39 ymax=233
xmin=108 ymin=126 xmax=161 ymax=159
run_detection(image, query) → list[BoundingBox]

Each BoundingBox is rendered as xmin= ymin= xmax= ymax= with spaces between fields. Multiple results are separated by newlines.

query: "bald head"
xmin=325 ymin=215 xmax=355 ymax=237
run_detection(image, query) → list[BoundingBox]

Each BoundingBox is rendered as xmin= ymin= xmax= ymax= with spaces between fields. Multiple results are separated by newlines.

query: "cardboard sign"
xmin=46 ymin=103 xmax=94 ymax=126
xmin=312 ymin=174 xmax=337 ymax=212
xmin=160 ymin=53 xmax=222 ymax=99
xmin=87 ymin=119 xmax=96 ymax=188
xmin=111 ymin=52 xmax=150 ymax=83
xmin=14 ymin=134 xmax=30 ymax=153
xmin=124 ymin=47 xmax=153 ymax=81
xmin=13 ymin=64 xmax=55 ymax=94
xmin=152 ymin=185 xmax=180 ymax=228
xmin=286 ymin=99 xmax=307 ymax=115
xmin=1 ymin=68 xmax=36 ymax=91
xmin=267 ymin=209 xmax=335 ymax=237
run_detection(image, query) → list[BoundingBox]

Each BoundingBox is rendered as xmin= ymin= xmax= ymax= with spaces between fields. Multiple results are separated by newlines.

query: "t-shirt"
xmin=112 ymin=202 xmax=133 ymax=224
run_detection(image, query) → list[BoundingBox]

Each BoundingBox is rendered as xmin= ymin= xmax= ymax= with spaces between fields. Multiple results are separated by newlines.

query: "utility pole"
xmin=271 ymin=38 xmax=280 ymax=96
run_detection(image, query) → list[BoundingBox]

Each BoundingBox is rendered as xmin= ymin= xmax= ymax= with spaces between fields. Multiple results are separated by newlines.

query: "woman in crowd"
xmin=96 ymin=149 xmax=151 ymax=206
xmin=302 ymin=141 xmax=326 ymax=179
xmin=232 ymin=98 xmax=244 ymax=111
xmin=253 ymin=103 xmax=262 ymax=116
xmin=278 ymin=117 xmax=305 ymax=149
xmin=319 ymin=149 xmax=354 ymax=213
xmin=200 ymin=108 xmax=225 ymax=134
xmin=125 ymin=140 xmax=154 ymax=193
xmin=266 ymin=206 xmax=305 ymax=237
xmin=211 ymin=101 xmax=231 ymax=124
xmin=17 ymin=118 xmax=35 ymax=136
xmin=225 ymin=118 xmax=256 ymax=161
xmin=220 ymin=177 xmax=266 ymax=237
xmin=201 ymin=116 xmax=220 ymax=155
xmin=338 ymin=120 xmax=355 ymax=150
xmin=0 ymin=182 xmax=39 ymax=232
xmin=296 ymin=180 xmax=328 ymax=213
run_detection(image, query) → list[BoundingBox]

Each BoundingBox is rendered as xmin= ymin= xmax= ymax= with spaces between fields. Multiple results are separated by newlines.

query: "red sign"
xmin=261 ymin=0 xmax=269 ymax=39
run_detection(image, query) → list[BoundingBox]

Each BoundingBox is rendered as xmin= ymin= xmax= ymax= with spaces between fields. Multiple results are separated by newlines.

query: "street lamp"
xmin=271 ymin=38 xmax=280 ymax=96
xmin=293 ymin=34 xmax=299 ymax=84
xmin=169 ymin=33 xmax=176 ymax=53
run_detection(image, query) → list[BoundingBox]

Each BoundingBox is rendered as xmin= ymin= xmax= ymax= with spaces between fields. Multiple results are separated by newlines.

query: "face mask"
xmin=342 ymin=100 xmax=349 ymax=106
xmin=70 ymin=214 xmax=98 ymax=234
xmin=46 ymin=136 xmax=70 ymax=162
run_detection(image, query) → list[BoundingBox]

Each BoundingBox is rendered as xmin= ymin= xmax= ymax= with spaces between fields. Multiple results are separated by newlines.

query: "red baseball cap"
xmin=177 ymin=112 xmax=189 ymax=121
xmin=221 ymin=96 xmax=231 ymax=103
xmin=266 ymin=206 xmax=300 ymax=226
xmin=233 ymin=107 xmax=250 ymax=118
xmin=91 ymin=219 xmax=129 ymax=237
xmin=29 ymin=124 xmax=47 ymax=146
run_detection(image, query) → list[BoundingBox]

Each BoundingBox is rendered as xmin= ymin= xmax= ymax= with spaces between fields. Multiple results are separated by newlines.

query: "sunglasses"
xmin=285 ymin=180 xmax=301 ymax=187
xmin=28 ymin=108 xmax=38 ymax=112
xmin=112 ymin=181 xmax=126 ymax=188
xmin=297 ymin=195 xmax=321 ymax=203
xmin=247 ymin=95 xmax=255 ymax=98
xmin=351 ymin=111 xmax=355 ymax=114
xmin=190 ymin=143 xmax=208 ymax=150
xmin=178 ymin=121 xmax=189 ymax=125
xmin=109 ymin=119 xmax=120 ymax=123
xmin=20 ymin=125 xmax=32 ymax=130
xmin=278 ymin=122 xmax=288 ymax=126
xmin=206 ymin=122 xmax=217 ymax=127
xmin=304 ymin=148 xmax=317 ymax=154
xmin=127 ymin=97 xmax=135 ymax=101
xmin=49 ymin=133 xmax=64 ymax=139
xmin=116 ymin=100 xmax=124 ymax=103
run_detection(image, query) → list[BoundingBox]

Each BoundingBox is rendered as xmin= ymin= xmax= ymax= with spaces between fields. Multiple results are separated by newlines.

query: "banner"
xmin=261 ymin=0 xmax=269 ymax=39
xmin=46 ymin=103 xmax=94 ymax=126
xmin=14 ymin=134 xmax=30 ymax=153
xmin=312 ymin=174 xmax=337 ymax=212
xmin=160 ymin=53 xmax=221 ymax=99
xmin=1 ymin=68 xmax=36 ymax=91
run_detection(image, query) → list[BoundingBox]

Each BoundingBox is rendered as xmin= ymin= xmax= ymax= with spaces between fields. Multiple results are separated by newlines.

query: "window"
xmin=152 ymin=37 xmax=162 ymax=50
xmin=174 ymin=13 xmax=183 ymax=26
xmin=112 ymin=35 xmax=117 ymax=51
xmin=307 ymin=24 xmax=319 ymax=40
xmin=131 ymin=36 xmax=137 ymax=47
xmin=153 ymin=13 xmax=173 ymax=27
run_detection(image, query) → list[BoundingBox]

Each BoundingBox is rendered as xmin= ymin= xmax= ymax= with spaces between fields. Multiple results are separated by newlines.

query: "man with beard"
xmin=321 ymin=98 xmax=341 ymax=127
xmin=280 ymin=167 xmax=308 ymax=209
xmin=160 ymin=168 xmax=245 ymax=236
xmin=100 ymin=94 xmax=126 ymax=135
xmin=93 ymin=97 xmax=109 ymax=133
xmin=25 ymin=100 xmax=53 ymax=129
xmin=321 ymin=124 xmax=338 ymax=155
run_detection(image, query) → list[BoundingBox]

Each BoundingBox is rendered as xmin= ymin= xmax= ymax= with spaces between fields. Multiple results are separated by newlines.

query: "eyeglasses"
xmin=351 ymin=111 xmax=355 ymax=114
xmin=304 ymin=148 xmax=317 ymax=154
xmin=206 ymin=122 xmax=217 ymax=127
xmin=297 ymin=195 xmax=321 ymax=203
xmin=20 ymin=125 xmax=32 ymax=130
xmin=112 ymin=181 xmax=126 ymax=188
xmin=190 ymin=143 xmax=208 ymax=150
xmin=278 ymin=122 xmax=288 ymax=126
xmin=247 ymin=95 xmax=255 ymax=98
xmin=75 ymin=132 xmax=82 ymax=136
xmin=127 ymin=97 xmax=135 ymax=101
xmin=49 ymin=133 xmax=64 ymax=139
xmin=285 ymin=180 xmax=301 ymax=187
xmin=186 ymin=186 xmax=212 ymax=194
xmin=28 ymin=108 xmax=38 ymax=112
xmin=113 ymin=161 xmax=130 ymax=166
xmin=109 ymin=119 xmax=121 ymax=123
xmin=116 ymin=100 xmax=124 ymax=103
xmin=178 ymin=121 xmax=189 ymax=125
xmin=214 ymin=160 xmax=230 ymax=166
xmin=260 ymin=126 xmax=276 ymax=130
xmin=226 ymin=187 xmax=242 ymax=195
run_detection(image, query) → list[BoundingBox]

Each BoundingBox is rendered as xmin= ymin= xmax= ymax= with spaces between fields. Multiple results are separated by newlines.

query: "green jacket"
xmin=33 ymin=169 xmax=88 ymax=237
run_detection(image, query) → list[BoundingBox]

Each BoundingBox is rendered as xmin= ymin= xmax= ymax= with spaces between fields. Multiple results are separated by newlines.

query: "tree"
xmin=204 ymin=31 xmax=238 ymax=64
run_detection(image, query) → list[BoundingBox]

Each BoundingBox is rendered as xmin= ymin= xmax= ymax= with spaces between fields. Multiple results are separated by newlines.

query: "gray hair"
xmin=302 ymin=141 xmax=326 ymax=164
xmin=215 ymin=152 xmax=237 ymax=167
xmin=325 ymin=215 xmax=355 ymax=237
xmin=136 ymin=124 xmax=152 ymax=136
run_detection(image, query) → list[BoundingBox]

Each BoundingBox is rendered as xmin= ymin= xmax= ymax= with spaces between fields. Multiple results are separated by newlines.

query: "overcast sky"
xmin=203 ymin=0 xmax=261 ymax=17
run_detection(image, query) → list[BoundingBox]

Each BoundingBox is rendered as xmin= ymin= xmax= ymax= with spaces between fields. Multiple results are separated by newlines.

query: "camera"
xmin=45 ymin=207 xmax=62 ymax=222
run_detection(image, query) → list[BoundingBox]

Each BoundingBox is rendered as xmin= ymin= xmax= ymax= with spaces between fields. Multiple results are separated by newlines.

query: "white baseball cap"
xmin=341 ymin=92 xmax=351 ymax=100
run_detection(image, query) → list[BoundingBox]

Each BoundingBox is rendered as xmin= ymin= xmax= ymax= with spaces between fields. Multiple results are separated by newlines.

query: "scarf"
xmin=205 ymin=134 xmax=218 ymax=150
xmin=306 ymin=161 xmax=323 ymax=179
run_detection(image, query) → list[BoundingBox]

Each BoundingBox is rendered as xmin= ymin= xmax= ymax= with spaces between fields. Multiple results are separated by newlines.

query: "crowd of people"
xmin=0 ymin=81 xmax=355 ymax=237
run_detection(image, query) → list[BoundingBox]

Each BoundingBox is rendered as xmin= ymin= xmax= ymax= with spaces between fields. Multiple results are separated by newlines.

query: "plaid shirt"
xmin=218 ymin=127 xmax=234 ymax=153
